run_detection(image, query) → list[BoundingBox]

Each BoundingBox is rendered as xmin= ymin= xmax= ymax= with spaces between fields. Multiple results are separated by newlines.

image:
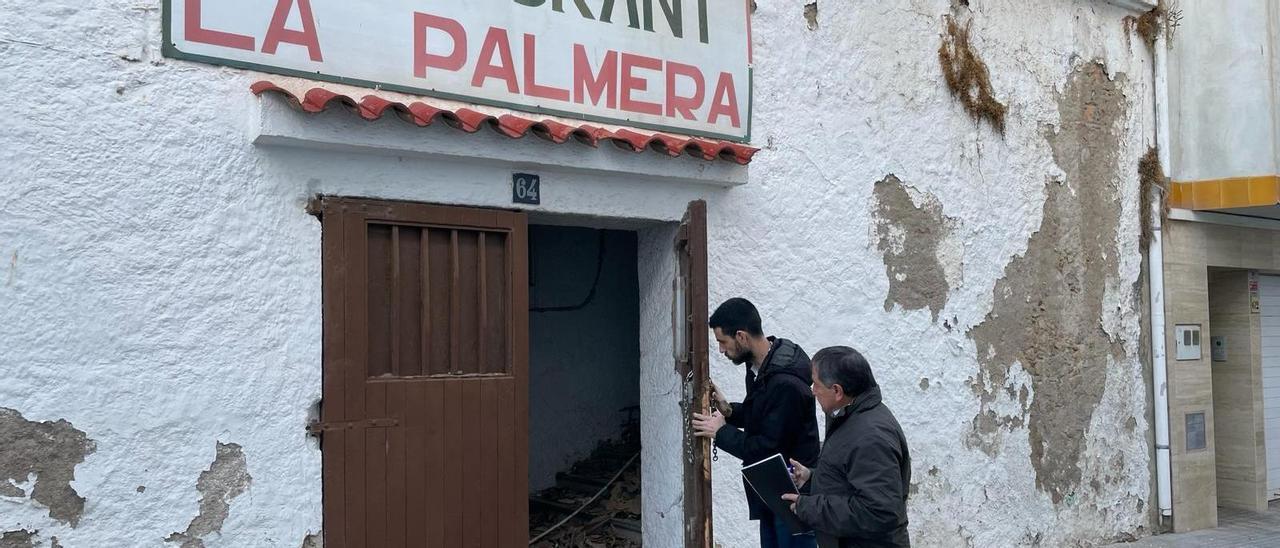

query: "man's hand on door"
xmin=708 ymin=381 xmax=732 ymax=418
xmin=691 ymin=410 xmax=726 ymax=438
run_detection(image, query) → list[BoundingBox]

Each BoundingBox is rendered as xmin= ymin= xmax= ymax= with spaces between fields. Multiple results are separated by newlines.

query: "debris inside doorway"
xmin=530 ymin=413 xmax=641 ymax=547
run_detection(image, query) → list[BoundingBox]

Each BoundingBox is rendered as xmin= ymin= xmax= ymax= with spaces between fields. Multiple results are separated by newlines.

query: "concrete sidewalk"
xmin=1121 ymin=501 xmax=1280 ymax=547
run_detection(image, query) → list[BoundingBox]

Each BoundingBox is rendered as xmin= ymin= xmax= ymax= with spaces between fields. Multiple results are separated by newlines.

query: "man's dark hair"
xmin=709 ymin=298 xmax=764 ymax=337
xmin=812 ymin=346 xmax=878 ymax=397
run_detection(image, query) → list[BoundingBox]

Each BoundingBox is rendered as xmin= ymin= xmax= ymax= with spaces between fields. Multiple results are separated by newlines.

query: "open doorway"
xmin=317 ymin=198 xmax=709 ymax=547
xmin=527 ymin=225 xmax=643 ymax=546
xmin=1208 ymin=268 xmax=1273 ymax=512
xmin=1260 ymin=274 xmax=1280 ymax=502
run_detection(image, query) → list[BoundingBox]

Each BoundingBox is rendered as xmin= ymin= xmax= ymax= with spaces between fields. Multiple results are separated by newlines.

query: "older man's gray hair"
xmin=811 ymin=346 xmax=878 ymax=397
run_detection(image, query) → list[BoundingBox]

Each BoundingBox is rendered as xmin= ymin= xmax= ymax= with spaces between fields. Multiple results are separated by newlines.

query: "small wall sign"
xmin=1250 ymin=271 xmax=1261 ymax=314
xmin=1186 ymin=412 xmax=1206 ymax=451
xmin=513 ymin=173 xmax=541 ymax=205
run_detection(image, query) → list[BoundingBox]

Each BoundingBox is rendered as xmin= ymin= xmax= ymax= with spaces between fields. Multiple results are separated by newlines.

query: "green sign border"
xmin=161 ymin=0 xmax=753 ymax=144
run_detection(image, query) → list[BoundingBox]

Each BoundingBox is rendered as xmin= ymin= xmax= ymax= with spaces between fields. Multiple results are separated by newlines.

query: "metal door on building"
xmin=316 ymin=197 xmax=529 ymax=547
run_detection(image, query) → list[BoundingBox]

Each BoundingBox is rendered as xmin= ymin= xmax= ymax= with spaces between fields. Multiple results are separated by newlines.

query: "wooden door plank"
xmin=321 ymin=200 xmax=349 ymax=548
xmin=457 ymin=232 xmax=481 ymax=375
xmin=367 ymin=223 xmax=393 ymax=378
xmin=343 ymin=207 xmax=370 ymax=546
xmin=386 ymin=382 xmax=407 ymax=548
xmin=442 ymin=380 xmax=464 ymax=546
xmin=428 ymin=230 xmax=452 ymax=376
xmin=478 ymin=232 xmax=487 ymax=376
xmin=483 ymin=233 xmax=509 ymax=374
xmin=364 ymin=223 xmax=390 ymax=548
xmin=404 ymin=382 xmax=428 ymax=545
xmin=479 ymin=380 xmax=499 ymax=548
xmin=679 ymin=200 xmax=712 ymax=548
xmin=450 ymin=230 xmax=460 ymax=375
xmin=426 ymin=380 xmax=446 ymax=547
xmin=496 ymin=377 xmax=518 ymax=546
xmin=509 ymin=216 xmax=530 ymax=544
xmin=390 ymin=226 xmax=401 ymax=377
xmin=364 ymin=423 xmax=388 ymax=548
xmin=690 ymin=200 xmax=713 ymax=548
xmin=420 ymin=229 xmax=432 ymax=378
xmin=397 ymin=228 xmax=422 ymax=377
xmin=461 ymin=380 xmax=484 ymax=547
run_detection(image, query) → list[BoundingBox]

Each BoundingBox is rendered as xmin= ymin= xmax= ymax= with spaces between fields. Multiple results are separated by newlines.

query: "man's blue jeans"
xmin=759 ymin=512 xmax=817 ymax=548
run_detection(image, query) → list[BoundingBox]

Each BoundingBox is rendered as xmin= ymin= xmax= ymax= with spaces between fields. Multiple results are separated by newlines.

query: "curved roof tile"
xmin=251 ymin=81 xmax=758 ymax=165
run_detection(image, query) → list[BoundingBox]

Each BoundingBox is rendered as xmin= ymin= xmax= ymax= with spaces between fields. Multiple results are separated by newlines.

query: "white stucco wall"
xmin=2 ymin=1 xmax=1160 ymax=547
xmin=528 ymin=226 xmax=641 ymax=492
xmin=710 ymin=1 xmax=1156 ymax=546
xmin=1168 ymin=0 xmax=1280 ymax=181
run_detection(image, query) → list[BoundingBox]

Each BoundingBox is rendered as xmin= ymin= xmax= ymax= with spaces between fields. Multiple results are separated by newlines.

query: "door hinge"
xmin=675 ymin=224 xmax=689 ymax=246
xmin=305 ymin=196 xmax=324 ymax=220
xmin=305 ymin=417 xmax=399 ymax=435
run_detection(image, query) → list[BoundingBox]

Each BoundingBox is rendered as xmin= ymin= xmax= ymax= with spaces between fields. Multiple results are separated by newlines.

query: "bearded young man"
xmin=692 ymin=298 xmax=821 ymax=548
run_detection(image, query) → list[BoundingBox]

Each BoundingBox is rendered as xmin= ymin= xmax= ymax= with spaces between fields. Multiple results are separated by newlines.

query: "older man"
xmin=783 ymin=346 xmax=911 ymax=548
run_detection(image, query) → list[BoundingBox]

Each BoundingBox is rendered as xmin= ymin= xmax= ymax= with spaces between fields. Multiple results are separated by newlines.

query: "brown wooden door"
xmin=319 ymin=197 xmax=529 ymax=548
xmin=675 ymin=200 xmax=712 ymax=548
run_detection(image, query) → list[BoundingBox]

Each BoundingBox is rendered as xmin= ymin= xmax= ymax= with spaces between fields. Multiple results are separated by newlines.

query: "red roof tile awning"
xmin=251 ymin=80 xmax=758 ymax=165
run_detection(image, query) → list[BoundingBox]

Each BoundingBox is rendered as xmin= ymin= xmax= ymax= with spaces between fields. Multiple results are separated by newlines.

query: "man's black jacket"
xmin=795 ymin=386 xmax=911 ymax=548
xmin=714 ymin=337 xmax=822 ymax=520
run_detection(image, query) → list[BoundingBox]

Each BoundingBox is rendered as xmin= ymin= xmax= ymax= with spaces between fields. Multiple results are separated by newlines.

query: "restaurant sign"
xmin=163 ymin=0 xmax=753 ymax=142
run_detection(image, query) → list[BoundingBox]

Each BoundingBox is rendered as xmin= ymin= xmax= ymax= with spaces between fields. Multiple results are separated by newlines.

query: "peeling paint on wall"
xmin=300 ymin=532 xmax=321 ymax=548
xmin=967 ymin=61 xmax=1129 ymax=504
xmin=874 ymin=175 xmax=955 ymax=322
xmin=0 ymin=408 xmax=96 ymax=526
xmin=0 ymin=530 xmax=36 ymax=548
xmin=164 ymin=442 xmax=251 ymax=548
xmin=0 ymin=482 xmax=22 ymax=498
xmin=804 ymin=2 xmax=818 ymax=30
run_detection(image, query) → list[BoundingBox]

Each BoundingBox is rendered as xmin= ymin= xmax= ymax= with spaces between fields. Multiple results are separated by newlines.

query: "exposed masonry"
xmin=0 ymin=408 xmax=96 ymax=526
xmin=0 ymin=530 xmax=36 ymax=548
xmin=967 ymin=61 xmax=1129 ymax=504
xmin=874 ymin=175 xmax=955 ymax=322
xmin=164 ymin=442 xmax=252 ymax=548
xmin=0 ymin=531 xmax=62 ymax=548
xmin=301 ymin=533 xmax=321 ymax=548
xmin=804 ymin=2 xmax=818 ymax=30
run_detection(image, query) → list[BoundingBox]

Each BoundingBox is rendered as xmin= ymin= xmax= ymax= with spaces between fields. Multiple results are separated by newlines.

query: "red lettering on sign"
xmin=523 ymin=34 xmax=570 ymax=102
xmin=619 ymin=53 xmax=662 ymax=116
xmin=184 ymin=0 xmax=255 ymax=51
xmin=262 ymin=0 xmax=324 ymax=61
xmin=472 ymin=27 xmax=519 ymax=93
xmin=707 ymin=72 xmax=741 ymax=128
xmin=414 ymin=13 xmax=467 ymax=79
xmin=573 ymin=46 xmax=617 ymax=109
xmin=664 ymin=61 xmax=705 ymax=121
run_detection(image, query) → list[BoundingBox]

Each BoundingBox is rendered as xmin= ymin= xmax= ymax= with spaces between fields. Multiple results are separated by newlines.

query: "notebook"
xmin=741 ymin=453 xmax=813 ymax=535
